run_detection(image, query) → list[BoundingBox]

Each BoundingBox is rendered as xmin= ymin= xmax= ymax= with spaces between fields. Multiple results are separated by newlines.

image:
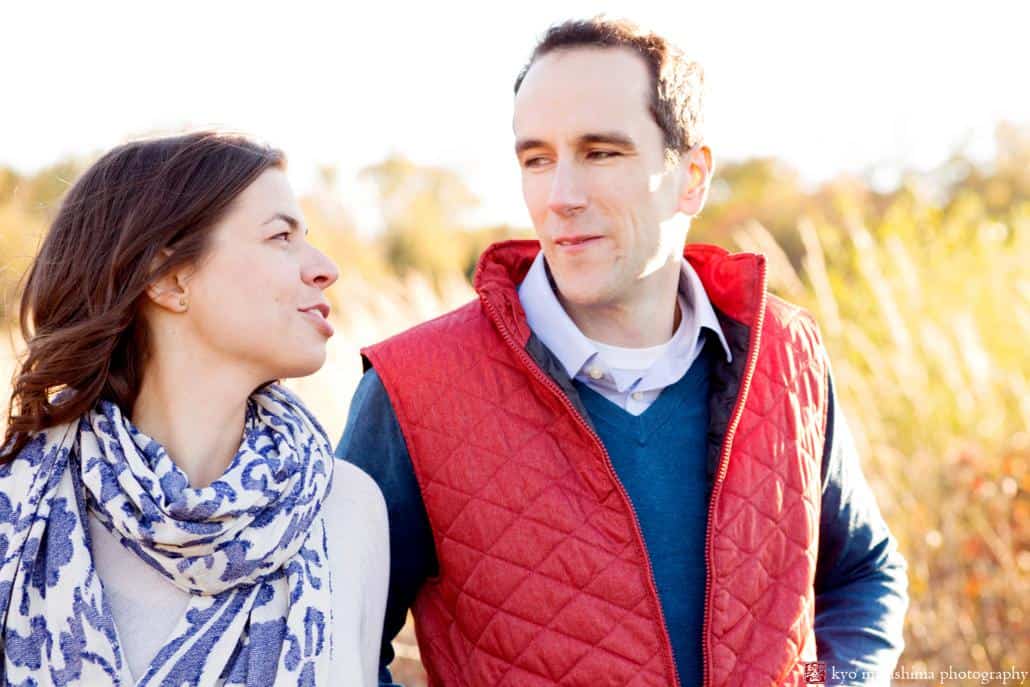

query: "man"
xmin=338 ymin=17 xmax=908 ymax=687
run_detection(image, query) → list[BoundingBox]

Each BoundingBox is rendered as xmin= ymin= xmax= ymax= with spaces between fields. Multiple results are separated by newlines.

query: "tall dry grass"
xmin=2 ymin=211 xmax=1026 ymax=683
xmin=736 ymin=207 xmax=1029 ymax=674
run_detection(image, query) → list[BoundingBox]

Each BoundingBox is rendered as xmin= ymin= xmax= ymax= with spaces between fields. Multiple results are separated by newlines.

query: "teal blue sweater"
xmin=573 ymin=350 xmax=710 ymax=683
xmin=338 ymin=359 xmax=909 ymax=686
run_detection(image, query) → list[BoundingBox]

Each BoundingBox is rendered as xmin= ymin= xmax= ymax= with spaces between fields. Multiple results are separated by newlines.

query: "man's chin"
xmin=552 ymin=277 xmax=612 ymax=311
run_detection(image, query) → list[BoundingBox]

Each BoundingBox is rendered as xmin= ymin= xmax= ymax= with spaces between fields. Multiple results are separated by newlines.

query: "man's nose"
xmin=547 ymin=161 xmax=587 ymax=217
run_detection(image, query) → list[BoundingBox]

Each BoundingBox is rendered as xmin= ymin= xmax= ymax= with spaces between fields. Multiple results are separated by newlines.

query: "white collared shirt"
xmin=517 ymin=252 xmax=733 ymax=416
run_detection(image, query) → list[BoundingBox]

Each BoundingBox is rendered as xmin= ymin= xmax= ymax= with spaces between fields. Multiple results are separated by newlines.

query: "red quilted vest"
xmin=364 ymin=241 xmax=828 ymax=686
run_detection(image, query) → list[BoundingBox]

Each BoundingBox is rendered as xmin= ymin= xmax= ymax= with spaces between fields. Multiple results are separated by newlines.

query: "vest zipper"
xmin=480 ymin=294 xmax=682 ymax=687
xmin=701 ymin=259 xmax=768 ymax=687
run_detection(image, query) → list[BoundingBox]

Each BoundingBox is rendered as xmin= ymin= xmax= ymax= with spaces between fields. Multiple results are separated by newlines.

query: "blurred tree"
xmin=0 ymin=159 xmax=85 ymax=322
xmin=455 ymin=223 xmax=532 ymax=281
xmin=362 ymin=155 xmax=479 ymax=288
xmin=691 ymin=157 xmax=810 ymax=261
xmin=302 ymin=164 xmax=391 ymax=282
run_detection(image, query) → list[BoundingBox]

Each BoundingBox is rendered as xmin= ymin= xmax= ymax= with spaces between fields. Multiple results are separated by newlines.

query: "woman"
xmin=0 ymin=132 xmax=388 ymax=685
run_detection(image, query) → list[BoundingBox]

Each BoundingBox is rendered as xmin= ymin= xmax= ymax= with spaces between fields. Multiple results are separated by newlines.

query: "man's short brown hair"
xmin=514 ymin=17 xmax=705 ymax=156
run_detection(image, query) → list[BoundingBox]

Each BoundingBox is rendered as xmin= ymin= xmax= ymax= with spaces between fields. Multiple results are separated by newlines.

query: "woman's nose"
xmin=303 ymin=246 xmax=339 ymax=290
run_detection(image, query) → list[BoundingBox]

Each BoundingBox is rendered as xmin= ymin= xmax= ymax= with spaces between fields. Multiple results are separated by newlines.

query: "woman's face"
xmin=177 ymin=168 xmax=339 ymax=382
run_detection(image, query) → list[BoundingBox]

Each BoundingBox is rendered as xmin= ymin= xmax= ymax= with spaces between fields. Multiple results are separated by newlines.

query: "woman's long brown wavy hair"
xmin=1 ymin=131 xmax=284 ymax=462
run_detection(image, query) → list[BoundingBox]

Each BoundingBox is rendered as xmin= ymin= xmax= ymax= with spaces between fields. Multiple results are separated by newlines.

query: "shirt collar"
xmin=517 ymin=251 xmax=733 ymax=383
xmin=679 ymin=253 xmax=734 ymax=364
xmin=517 ymin=252 xmax=597 ymax=380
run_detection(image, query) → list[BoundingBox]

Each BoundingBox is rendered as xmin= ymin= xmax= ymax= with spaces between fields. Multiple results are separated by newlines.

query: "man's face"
xmin=513 ymin=47 xmax=693 ymax=309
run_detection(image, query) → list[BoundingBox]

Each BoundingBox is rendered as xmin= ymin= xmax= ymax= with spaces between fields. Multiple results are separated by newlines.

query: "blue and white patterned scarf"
xmin=0 ymin=384 xmax=334 ymax=686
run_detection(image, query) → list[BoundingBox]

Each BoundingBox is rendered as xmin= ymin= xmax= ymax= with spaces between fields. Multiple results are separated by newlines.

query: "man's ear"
xmin=145 ymin=263 xmax=192 ymax=314
xmin=677 ymin=145 xmax=713 ymax=217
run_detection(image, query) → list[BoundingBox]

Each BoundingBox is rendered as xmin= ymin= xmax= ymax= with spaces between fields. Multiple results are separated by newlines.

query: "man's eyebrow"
xmin=515 ymin=133 xmax=637 ymax=156
xmin=515 ymin=138 xmax=548 ymax=155
xmin=579 ymin=132 xmax=636 ymax=148
xmin=263 ymin=212 xmax=308 ymax=235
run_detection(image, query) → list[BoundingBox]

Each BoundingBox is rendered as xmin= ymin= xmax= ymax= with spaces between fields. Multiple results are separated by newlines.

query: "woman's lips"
xmin=300 ymin=306 xmax=334 ymax=337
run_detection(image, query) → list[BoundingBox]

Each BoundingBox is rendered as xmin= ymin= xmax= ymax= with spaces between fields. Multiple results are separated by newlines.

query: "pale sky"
xmin=2 ymin=0 xmax=1027 ymax=229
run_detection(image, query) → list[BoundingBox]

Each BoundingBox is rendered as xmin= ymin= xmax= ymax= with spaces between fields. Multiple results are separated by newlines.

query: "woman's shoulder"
xmin=322 ymin=458 xmax=388 ymax=534
xmin=322 ymin=461 xmax=389 ymax=683
xmin=327 ymin=458 xmax=385 ymax=506
xmin=322 ymin=459 xmax=389 ymax=606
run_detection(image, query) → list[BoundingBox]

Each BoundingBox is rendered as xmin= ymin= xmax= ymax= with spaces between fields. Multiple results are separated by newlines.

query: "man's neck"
xmin=559 ymin=257 xmax=683 ymax=348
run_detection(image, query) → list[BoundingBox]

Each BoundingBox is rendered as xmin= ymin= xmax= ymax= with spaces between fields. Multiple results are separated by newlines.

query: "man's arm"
xmin=335 ymin=368 xmax=438 ymax=687
xmin=815 ymin=375 xmax=909 ymax=684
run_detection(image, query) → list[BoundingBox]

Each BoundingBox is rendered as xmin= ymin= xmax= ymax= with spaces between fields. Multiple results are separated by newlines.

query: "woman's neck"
xmin=131 ymin=357 xmax=255 ymax=488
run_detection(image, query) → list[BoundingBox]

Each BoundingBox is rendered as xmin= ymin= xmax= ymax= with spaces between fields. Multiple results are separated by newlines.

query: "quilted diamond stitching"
xmin=368 ymin=254 xmax=826 ymax=687
xmin=386 ymin=308 xmax=669 ymax=685
xmin=707 ymin=302 xmax=825 ymax=685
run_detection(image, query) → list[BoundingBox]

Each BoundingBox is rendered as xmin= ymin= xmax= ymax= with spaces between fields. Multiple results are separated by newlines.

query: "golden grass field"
xmin=2 ymin=213 xmax=1027 ymax=685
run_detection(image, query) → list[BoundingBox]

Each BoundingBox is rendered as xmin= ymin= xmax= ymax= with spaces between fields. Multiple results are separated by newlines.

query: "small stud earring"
xmin=179 ymin=297 xmax=189 ymax=311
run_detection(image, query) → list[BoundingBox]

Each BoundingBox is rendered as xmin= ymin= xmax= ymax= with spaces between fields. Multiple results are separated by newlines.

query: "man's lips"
xmin=299 ymin=303 xmax=334 ymax=337
xmin=553 ymin=235 xmax=603 ymax=247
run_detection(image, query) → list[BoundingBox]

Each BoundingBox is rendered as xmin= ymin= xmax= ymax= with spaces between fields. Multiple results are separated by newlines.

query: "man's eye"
xmin=588 ymin=150 xmax=620 ymax=160
xmin=523 ymin=156 xmax=550 ymax=169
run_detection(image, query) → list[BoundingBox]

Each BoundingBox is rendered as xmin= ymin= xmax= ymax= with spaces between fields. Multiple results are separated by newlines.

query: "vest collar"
xmin=473 ymin=240 xmax=767 ymax=346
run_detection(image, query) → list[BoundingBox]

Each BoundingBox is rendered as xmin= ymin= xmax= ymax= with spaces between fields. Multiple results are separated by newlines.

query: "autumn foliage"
xmin=2 ymin=124 xmax=1027 ymax=681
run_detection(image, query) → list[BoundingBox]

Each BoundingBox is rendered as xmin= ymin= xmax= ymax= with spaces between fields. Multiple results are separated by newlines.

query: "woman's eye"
xmin=272 ymin=231 xmax=291 ymax=242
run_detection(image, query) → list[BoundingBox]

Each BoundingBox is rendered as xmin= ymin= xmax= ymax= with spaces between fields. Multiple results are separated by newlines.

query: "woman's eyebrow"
xmin=263 ymin=212 xmax=308 ymax=235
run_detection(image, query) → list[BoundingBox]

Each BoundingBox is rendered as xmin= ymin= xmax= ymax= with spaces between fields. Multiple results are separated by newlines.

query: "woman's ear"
xmin=145 ymin=257 xmax=193 ymax=314
xmin=677 ymin=145 xmax=714 ymax=217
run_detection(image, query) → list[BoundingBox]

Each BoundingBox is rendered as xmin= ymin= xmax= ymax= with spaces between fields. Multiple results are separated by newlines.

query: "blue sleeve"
xmin=335 ymin=368 xmax=438 ymax=687
xmin=814 ymin=375 xmax=909 ymax=685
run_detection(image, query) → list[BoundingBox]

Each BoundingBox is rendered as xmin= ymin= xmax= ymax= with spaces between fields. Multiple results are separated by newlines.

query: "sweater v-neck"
xmin=570 ymin=348 xmax=713 ymax=684
xmin=573 ymin=352 xmax=710 ymax=446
